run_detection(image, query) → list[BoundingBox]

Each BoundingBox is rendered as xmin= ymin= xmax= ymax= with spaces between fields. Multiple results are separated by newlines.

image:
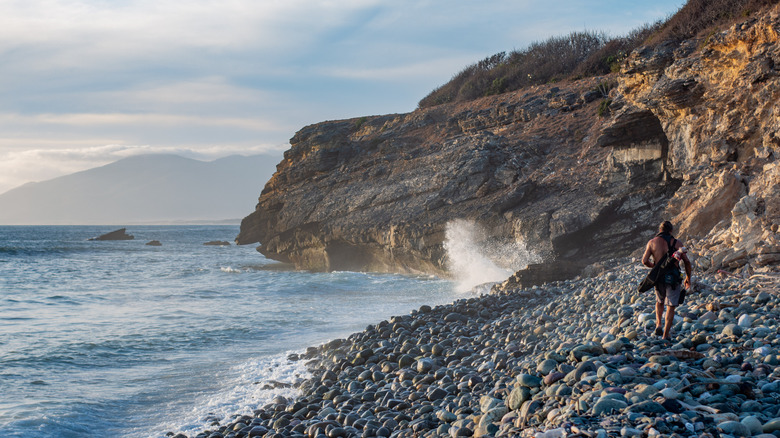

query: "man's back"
xmin=643 ymin=234 xmax=682 ymax=268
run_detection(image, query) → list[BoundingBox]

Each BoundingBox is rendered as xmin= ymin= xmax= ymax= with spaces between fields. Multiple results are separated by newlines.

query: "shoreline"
xmin=171 ymin=258 xmax=780 ymax=438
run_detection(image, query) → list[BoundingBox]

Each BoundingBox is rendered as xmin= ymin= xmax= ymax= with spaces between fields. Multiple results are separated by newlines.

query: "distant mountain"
xmin=0 ymin=154 xmax=280 ymax=225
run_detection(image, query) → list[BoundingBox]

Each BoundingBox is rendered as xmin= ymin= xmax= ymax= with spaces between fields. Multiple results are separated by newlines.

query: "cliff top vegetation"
xmin=418 ymin=0 xmax=778 ymax=109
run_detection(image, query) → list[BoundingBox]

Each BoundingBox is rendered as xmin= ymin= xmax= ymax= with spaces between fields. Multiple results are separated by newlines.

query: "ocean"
xmin=0 ymin=225 xmax=463 ymax=438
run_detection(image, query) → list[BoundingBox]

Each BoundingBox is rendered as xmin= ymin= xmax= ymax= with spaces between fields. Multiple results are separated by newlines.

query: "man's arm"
xmin=642 ymin=241 xmax=654 ymax=268
xmin=682 ymin=253 xmax=692 ymax=289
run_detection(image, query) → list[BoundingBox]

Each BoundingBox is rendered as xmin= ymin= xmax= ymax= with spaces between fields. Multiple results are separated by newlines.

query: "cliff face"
xmin=237 ymin=77 xmax=673 ymax=277
xmin=605 ymin=5 xmax=780 ymax=275
xmin=238 ymin=5 xmax=780 ymax=282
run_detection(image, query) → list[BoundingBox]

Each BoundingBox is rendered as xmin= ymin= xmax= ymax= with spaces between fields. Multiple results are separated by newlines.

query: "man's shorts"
xmin=656 ymin=283 xmax=682 ymax=306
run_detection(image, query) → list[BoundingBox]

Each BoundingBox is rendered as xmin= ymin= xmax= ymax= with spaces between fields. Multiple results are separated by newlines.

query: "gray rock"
xmin=507 ymin=386 xmax=531 ymax=411
xmin=428 ymin=387 xmax=449 ymax=401
xmin=620 ymin=427 xmax=642 ymax=437
xmin=741 ymin=416 xmax=763 ymax=436
xmin=517 ymin=374 xmax=542 ymax=388
xmin=519 ymin=399 xmax=542 ymax=420
xmin=718 ymin=420 xmax=750 ymax=437
xmin=627 ymin=400 xmax=666 ymax=415
xmin=536 ymin=359 xmax=558 ymax=375
xmin=573 ymin=361 xmax=598 ymax=381
xmin=592 ymin=398 xmax=628 ymax=415
xmin=444 ymin=313 xmax=469 ymax=323
xmin=763 ymin=418 xmax=780 ymax=433
xmin=417 ymin=358 xmax=434 ymax=373
xmin=723 ymin=323 xmax=743 ymax=337
xmin=89 ymin=228 xmax=134 ymax=241
xmin=755 ymin=291 xmax=772 ymax=304
xmin=436 ymin=410 xmax=457 ymax=422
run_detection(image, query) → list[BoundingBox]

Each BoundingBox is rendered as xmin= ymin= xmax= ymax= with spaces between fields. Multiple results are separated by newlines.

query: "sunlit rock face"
xmin=239 ymin=5 xmax=780 ymax=283
xmin=613 ymin=5 xmax=780 ymax=275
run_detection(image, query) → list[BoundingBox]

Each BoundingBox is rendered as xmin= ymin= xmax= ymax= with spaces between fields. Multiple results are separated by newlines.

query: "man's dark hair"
xmin=659 ymin=221 xmax=674 ymax=233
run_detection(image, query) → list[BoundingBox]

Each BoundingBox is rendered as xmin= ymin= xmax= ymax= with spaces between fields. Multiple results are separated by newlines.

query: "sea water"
xmin=0 ymin=226 xmax=460 ymax=438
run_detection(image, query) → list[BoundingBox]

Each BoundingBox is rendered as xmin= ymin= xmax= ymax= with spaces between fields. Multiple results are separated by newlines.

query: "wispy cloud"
xmin=1 ymin=112 xmax=287 ymax=131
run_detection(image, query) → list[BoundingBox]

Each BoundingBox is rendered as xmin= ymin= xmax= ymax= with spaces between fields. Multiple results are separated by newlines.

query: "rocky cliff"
xmin=605 ymin=5 xmax=780 ymax=277
xmin=238 ymin=5 xmax=780 ymax=284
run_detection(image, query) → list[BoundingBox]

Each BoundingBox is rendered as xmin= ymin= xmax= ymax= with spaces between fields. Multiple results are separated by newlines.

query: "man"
xmin=641 ymin=221 xmax=692 ymax=340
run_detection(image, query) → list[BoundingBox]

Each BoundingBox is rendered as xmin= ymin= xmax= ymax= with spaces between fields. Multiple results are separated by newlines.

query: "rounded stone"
xmin=517 ymin=374 xmax=542 ymax=388
xmin=620 ymin=427 xmax=642 ymax=437
xmin=536 ymin=359 xmax=558 ymax=375
xmin=417 ymin=358 xmax=434 ymax=373
xmin=592 ymin=398 xmax=627 ymax=415
xmin=741 ymin=416 xmax=763 ymax=436
xmin=718 ymin=420 xmax=750 ymax=437
xmin=723 ymin=323 xmax=743 ymax=337
xmin=507 ymin=386 xmax=531 ymax=411
xmin=659 ymin=388 xmax=678 ymax=399
xmin=544 ymin=372 xmax=565 ymax=385
xmin=428 ymin=387 xmax=448 ymax=401
xmin=763 ymin=418 xmax=780 ymax=433
xmin=444 ymin=313 xmax=469 ymax=323
xmin=398 ymin=354 xmax=415 ymax=368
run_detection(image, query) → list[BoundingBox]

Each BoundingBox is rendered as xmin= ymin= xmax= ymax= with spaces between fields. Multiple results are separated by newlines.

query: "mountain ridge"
xmin=0 ymin=153 xmax=279 ymax=225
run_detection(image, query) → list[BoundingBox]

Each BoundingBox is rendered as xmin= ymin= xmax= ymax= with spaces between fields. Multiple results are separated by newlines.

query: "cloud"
xmin=3 ymin=112 xmax=284 ymax=131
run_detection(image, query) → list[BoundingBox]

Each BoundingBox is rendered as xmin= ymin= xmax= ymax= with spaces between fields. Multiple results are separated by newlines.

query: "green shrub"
xmin=598 ymin=99 xmax=612 ymax=117
xmin=595 ymin=79 xmax=617 ymax=98
xmin=354 ymin=116 xmax=368 ymax=130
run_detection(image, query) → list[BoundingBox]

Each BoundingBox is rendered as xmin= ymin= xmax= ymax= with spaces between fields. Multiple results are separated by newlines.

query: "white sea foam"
xmin=444 ymin=219 xmax=541 ymax=292
xmin=220 ymin=266 xmax=242 ymax=273
xmin=160 ymin=352 xmax=310 ymax=438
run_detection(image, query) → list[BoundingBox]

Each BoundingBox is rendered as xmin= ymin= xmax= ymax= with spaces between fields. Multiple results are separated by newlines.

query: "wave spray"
xmin=444 ymin=219 xmax=541 ymax=293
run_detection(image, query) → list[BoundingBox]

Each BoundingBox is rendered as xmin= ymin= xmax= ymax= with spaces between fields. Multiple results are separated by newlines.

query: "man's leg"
xmin=654 ymin=286 xmax=665 ymax=336
xmin=663 ymin=305 xmax=676 ymax=340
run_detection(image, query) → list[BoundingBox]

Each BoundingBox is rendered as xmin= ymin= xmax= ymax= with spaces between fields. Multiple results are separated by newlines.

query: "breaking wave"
xmin=444 ymin=219 xmax=541 ymax=292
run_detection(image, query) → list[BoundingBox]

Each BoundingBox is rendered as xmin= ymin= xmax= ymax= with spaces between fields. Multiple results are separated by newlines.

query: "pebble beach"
xmin=171 ymin=258 xmax=780 ymax=438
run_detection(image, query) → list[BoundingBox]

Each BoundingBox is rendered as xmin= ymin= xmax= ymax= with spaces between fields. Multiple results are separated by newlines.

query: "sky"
xmin=0 ymin=0 xmax=687 ymax=195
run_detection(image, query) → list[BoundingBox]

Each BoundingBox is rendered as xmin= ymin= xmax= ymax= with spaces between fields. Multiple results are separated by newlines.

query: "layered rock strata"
xmin=237 ymin=78 xmax=673 ymax=279
xmin=238 ymin=6 xmax=780 ymax=283
xmin=609 ymin=5 xmax=780 ymax=278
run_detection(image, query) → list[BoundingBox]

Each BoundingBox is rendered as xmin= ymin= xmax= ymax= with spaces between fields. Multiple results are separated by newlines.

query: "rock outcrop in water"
xmin=238 ymin=6 xmax=780 ymax=285
xmin=88 ymin=228 xmax=134 ymax=241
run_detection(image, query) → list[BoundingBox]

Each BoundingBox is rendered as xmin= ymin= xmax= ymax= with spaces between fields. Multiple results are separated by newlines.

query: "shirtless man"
xmin=642 ymin=221 xmax=692 ymax=340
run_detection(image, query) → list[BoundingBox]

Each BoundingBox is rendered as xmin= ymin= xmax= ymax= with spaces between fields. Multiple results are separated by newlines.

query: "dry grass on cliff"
xmin=418 ymin=0 xmax=779 ymax=109
xmin=648 ymin=0 xmax=779 ymax=45
xmin=418 ymin=27 xmax=657 ymax=109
